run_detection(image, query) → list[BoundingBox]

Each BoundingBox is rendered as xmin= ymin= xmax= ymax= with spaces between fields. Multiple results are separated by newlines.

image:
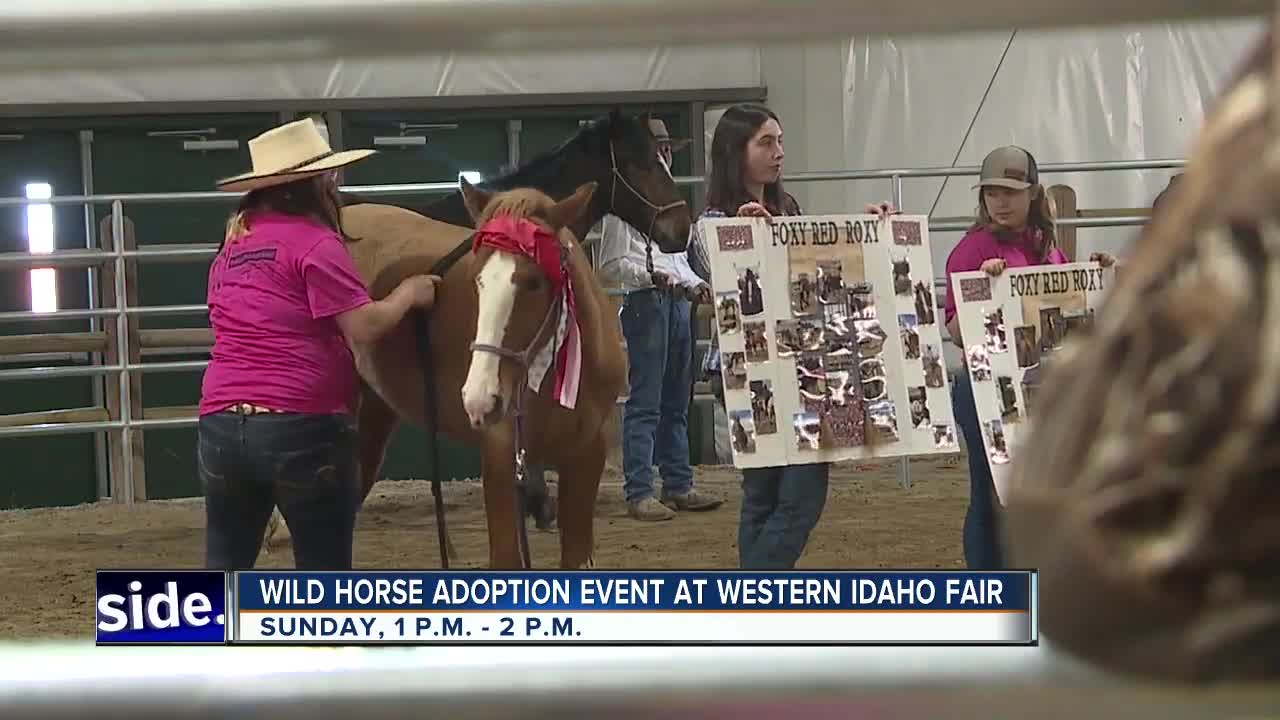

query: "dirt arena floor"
xmin=0 ymin=456 xmax=969 ymax=640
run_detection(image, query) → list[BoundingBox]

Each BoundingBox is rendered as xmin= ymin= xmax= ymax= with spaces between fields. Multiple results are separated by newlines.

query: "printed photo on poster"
xmin=986 ymin=419 xmax=1010 ymax=465
xmin=723 ymin=352 xmax=747 ymax=390
xmin=1039 ymin=306 xmax=1064 ymax=351
xmin=967 ymin=344 xmax=992 ymax=382
xmin=776 ymin=319 xmax=824 ymax=358
xmin=933 ymin=423 xmax=958 ymax=450
xmin=892 ymin=218 xmax=923 ymax=246
xmin=796 ymin=352 xmax=827 ymax=407
xmin=914 ymin=281 xmax=936 ymax=325
xmin=824 ymin=354 xmax=856 ymax=405
xmin=891 ymin=256 xmax=913 ymax=296
xmin=899 ymin=314 xmax=921 ymax=360
xmin=790 ymin=269 xmax=818 ymax=318
xmin=743 ymin=321 xmax=770 ymax=363
xmin=794 ymin=411 xmax=822 ymax=451
xmin=908 ymin=386 xmax=930 ymax=430
xmin=997 ymin=376 xmax=1019 ymax=421
xmin=817 ymin=260 xmax=846 ymax=304
xmin=737 ymin=263 xmax=766 ymax=317
xmin=923 ymin=344 xmax=946 ymax=389
xmin=822 ymin=399 xmax=864 ymax=448
xmin=1014 ymin=325 xmax=1039 ymax=368
xmin=716 ymin=291 xmax=742 ymax=335
xmin=983 ymin=308 xmax=1008 ymax=354
xmin=823 ymin=301 xmax=851 ymax=336
xmin=868 ymin=400 xmax=901 ymax=442
xmin=729 ymin=410 xmax=757 ymax=454
xmin=750 ymin=379 xmax=778 ymax=435
xmin=717 ymin=224 xmax=754 ymax=252
xmin=855 ymin=319 xmax=888 ymax=358
xmin=860 ymin=357 xmax=888 ymax=403
xmin=848 ymin=282 xmax=876 ymax=320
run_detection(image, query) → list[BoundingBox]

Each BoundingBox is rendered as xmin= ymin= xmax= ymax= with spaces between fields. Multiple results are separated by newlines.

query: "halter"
xmin=608 ymin=141 xmax=688 ymax=276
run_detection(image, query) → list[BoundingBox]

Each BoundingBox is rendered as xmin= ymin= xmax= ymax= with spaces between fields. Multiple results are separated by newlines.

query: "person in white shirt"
xmin=598 ymin=119 xmax=726 ymax=521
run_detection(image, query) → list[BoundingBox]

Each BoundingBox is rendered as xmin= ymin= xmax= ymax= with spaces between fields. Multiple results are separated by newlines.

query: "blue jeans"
xmin=619 ymin=288 xmax=694 ymax=503
xmin=738 ymin=463 xmax=829 ymax=569
xmin=198 ymin=411 xmax=361 ymax=570
xmin=950 ymin=371 xmax=1004 ymax=569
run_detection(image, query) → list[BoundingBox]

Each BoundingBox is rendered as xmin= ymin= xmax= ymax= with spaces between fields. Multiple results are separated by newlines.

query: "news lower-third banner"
xmin=96 ymin=569 xmax=1037 ymax=645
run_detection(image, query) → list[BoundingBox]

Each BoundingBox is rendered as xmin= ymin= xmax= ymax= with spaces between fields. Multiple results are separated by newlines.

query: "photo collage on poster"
xmin=702 ymin=213 xmax=959 ymax=470
xmin=951 ymin=261 xmax=1114 ymax=503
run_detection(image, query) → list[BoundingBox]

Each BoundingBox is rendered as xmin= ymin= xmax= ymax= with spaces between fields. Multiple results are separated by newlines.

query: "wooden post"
xmin=1048 ymin=184 xmax=1078 ymax=261
xmin=99 ymin=213 xmax=147 ymax=503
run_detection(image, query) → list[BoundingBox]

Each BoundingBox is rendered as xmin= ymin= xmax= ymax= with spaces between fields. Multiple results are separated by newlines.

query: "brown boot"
xmin=628 ymin=496 xmax=676 ymax=521
xmin=662 ymin=489 xmax=725 ymax=512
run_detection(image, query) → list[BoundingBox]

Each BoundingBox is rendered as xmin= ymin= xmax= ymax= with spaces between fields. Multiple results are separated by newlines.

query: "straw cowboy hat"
xmin=216 ymin=118 xmax=376 ymax=193
xmin=648 ymin=118 xmax=691 ymax=153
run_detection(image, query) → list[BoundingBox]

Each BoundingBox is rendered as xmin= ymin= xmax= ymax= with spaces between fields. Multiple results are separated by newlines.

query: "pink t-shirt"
xmin=943 ymin=225 xmax=1069 ymax=325
xmin=199 ymin=211 xmax=373 ymax=416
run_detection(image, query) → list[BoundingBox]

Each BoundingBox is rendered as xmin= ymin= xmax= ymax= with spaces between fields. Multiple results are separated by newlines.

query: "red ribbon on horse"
xmin=472 ymin=214 xmax=582 ymax=409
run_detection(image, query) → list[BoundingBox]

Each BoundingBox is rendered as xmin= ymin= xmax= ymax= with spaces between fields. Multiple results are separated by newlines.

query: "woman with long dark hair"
xmin=199 ymin=119 xmax=439 ymax=571
xmin=690 ymin=103 xmax=895 ymax=568
xmin=943 ymin=145 xmax=1115 ymax=569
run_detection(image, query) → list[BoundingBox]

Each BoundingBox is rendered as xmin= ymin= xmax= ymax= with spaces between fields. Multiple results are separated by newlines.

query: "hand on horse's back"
xmin=337 ymin=274 xmax=438 ymax=345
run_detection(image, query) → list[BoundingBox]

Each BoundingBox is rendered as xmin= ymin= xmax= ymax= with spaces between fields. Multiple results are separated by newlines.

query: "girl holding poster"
xmin=689 ymin=103 xmax=895 ymax=569
xmin=943 ymin=145 xmax=1114 ymax=569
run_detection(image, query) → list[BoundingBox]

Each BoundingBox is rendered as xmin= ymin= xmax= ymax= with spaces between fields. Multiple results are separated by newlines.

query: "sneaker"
xmin=628 ymin=496 xmax=676 ymax=521
xmin=662 ymin=489 xmax=725 ymax=512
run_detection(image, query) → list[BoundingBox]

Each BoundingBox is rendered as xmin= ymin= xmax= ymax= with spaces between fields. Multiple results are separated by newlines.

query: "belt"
xmin=225 ymin=402 xmax=283 ymax=415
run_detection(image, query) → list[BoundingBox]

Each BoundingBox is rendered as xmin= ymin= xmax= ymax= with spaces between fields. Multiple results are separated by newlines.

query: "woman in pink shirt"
xmin=943 ymin=145 xmax=1113 ymax=569
xmin=199 ymin=119 xmax=438 ymax=571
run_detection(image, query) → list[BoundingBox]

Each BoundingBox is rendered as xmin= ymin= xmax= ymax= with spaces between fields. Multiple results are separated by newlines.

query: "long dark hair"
xmin=221 ymin=174 xmax=349 ymax=251
xmin=706 ymin=103 xmax=798 ymax=216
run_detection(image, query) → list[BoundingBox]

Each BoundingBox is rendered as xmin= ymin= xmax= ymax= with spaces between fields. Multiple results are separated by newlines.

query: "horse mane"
xmin=478 ymin=113 xmax=619 ymax=192
xmin=475 ymin=188 xmax=554 ymax=226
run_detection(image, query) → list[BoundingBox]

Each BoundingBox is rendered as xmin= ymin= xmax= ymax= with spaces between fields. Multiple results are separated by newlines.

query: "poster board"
xmin=699 ymin=213 xmax=959 ymax=470
xmin=950 ymin=261 xmax=1116 ymax=503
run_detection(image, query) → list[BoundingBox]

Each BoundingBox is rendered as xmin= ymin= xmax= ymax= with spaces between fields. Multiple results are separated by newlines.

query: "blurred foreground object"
xmin=1002 ymin=11 xmax=1280 ymax=682
xmin=0 ymin=0 xmax=1269 ymax=71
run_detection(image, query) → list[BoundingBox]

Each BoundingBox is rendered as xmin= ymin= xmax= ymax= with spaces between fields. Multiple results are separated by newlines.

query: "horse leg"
xmin=356 ymin=387 xmax=400 ymax=505
xmin=556 ymin=432 xmax=605 ymax=569
xmin=481 ymin=427 xmax=524 ymax=569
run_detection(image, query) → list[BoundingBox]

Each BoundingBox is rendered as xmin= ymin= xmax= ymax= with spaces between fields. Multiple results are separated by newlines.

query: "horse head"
xmin=457 ymin=178 xmax=598 ymax=429
xmin=585 ymin=109 xmax=692 ymax=254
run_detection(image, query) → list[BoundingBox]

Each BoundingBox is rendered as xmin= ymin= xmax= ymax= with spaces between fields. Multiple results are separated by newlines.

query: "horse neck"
xmin=420 ymin=140 xmax=611 ymax=232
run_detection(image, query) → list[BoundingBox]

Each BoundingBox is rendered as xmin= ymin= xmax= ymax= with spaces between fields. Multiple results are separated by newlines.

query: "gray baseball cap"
xmin=974 ymin=146 xmax=1038 ymax=190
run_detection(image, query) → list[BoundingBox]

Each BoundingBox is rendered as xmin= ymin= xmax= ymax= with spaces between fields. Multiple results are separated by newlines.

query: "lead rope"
xmin=513 ymin=384 xmax=533 ymax=570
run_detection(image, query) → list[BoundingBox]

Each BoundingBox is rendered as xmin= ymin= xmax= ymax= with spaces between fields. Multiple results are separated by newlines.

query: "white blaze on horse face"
xmin=463 ymin=251 xmax=520 ymax=428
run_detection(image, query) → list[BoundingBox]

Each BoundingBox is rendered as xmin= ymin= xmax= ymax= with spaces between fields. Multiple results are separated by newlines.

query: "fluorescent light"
xmin=373 ymin=135 xmax=426 ymax=147
xmin=182 ymin=139 xmax=239 ymax=151
xmin=459 ymin=171 xmax=483 ymax=184
xmin=25 ymin=182 xmax=56 ymax=313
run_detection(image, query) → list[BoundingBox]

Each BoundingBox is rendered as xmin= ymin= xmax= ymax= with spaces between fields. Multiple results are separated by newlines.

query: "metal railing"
xmin=0 ymin=157 xmax=1180 ymax=501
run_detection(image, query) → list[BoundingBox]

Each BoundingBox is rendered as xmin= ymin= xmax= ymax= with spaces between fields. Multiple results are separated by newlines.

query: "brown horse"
xmin=261 ymin=111 xmax=692 ymax=554
xmin=338 ymin=181 xmax=627 ymax=569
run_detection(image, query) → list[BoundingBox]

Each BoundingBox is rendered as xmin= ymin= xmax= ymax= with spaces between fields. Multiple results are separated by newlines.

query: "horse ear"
xmin=546 ymin=181 xmax=598 ymax=230
xmin=459 ymin=176 xmax=492 ymax=223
